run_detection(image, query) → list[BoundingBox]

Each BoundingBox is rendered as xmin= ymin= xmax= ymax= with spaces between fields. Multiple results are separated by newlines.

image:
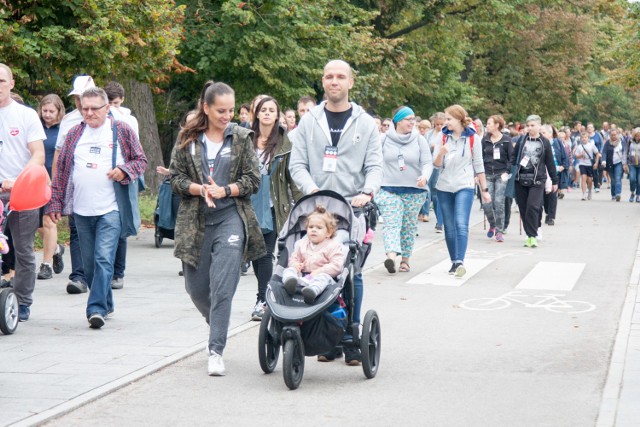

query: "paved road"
xmin=2 ymin=187 xmax=640 ymax=426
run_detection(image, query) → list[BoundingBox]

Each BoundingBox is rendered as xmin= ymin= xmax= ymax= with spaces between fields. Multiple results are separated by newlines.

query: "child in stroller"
xmin=282 ymin=206 xmax=344 ymax=304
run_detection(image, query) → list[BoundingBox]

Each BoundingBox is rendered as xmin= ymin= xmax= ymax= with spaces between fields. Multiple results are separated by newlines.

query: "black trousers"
xmin=515 ymin=182 xmax=545 ymax=238
xmin=503 ymin=197 xmax=513 ymax=231
xmin=543 ymin=191 xmax=558 ymax=220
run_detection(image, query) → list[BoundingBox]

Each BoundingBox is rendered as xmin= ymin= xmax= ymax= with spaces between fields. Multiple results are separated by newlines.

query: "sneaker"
xmin=18 ymin=305 xmax=30 ymax=322
xmin=454 ymin=264 xmax=466 ymax=278
xmin=524 ymin=237 xmax=533 ymax=248
xmin=283 ymin=275 xmax=298 ymax=296
xmin=111 ymin=277 xmax=124 ymax=290
xmin=435 ymin=224 xmax=443 ymax=233
xmin=207 ymin=351 xmax=226 ymax=376
xmin=302 ymin=285 xmax=320 ymax=305
xmin=251 ymin=300 xmax=266 ymax=321
xmin=52 ymin=244 xmax=65 ymax=274
xmin=240 ymin=261 xmax=249 ymax=276
xmin=344 ymin=345 xmax=362 ymax=366
xmin=317 ymin=346 xmax=343 ymax=362
xmin=616 ymin=195 xmax=621 ymax=202
xmin=448 ymin=262 xmax=461 ymax=275
xmin=37 ymin=263 xmax=53 ymax=280
xmin=66 ymin=280 xmax=87 ymax=294
xmin=487 ymin=227 xmax=496 ymax=238
xmin=88 ymin=313 xmax=105 ymax=329
xmin=384 ymin=258 xmax=396 ymax=274
xmin=588 ymin=190 xmax=592 ymax=200
xmin=636 ymin=195 xmax=640 ymax=203
xmin=595 ymin=187 xmax=600 ymax=193
xmin=546 ymin=218 xmax=555 ymax=226
xmin=530 ymin=237 xmax=538 ymax=248
xmin=0 ymin=278 xmax=11 ymax=288
xmin=582 ymin=193 xmax=586 ymax=201
xmin=558 ymin=192 xmax=565 ymax=199
xmin=495 ymin=233 xmax=504 ymax=243
xmin=631 ymin=194 xmax=635 ymax=202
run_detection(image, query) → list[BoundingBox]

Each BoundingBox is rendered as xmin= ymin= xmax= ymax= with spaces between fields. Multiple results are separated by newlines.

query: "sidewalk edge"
xmin=595 ymin=240 xmax=640 ymax=427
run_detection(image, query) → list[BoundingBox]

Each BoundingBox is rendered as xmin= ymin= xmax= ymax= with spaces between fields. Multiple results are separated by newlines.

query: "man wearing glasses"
xmin=0 ymin=63 xmax=46 ymax=322
xmin=48 ymin=87 xmax=146 ymax=329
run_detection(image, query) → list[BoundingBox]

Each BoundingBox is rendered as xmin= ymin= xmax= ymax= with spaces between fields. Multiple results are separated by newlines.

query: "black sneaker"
xmin=66 ymin=280 xmax=88 ymax=294
xmin=435 ymin=224 xmax=444 ymax=233
xmin=37 ymin=263 xmax=53 ymax=280
xmin=344 ymin=345 xmax=362 ymax=366
xmin=448 ymin=262 xmax=461 ymax=275
xmin=88 ymin=313 xmax=105 ymax=329
xmin=52 ymin=244 xmax=65 ymax=274
xmin=317 ymin=346 xmax=343 ymax=362
xmin=547 ymin=218 xmax=555 ymax=226
xmin=18 ymin=305 xmax=30 ymax=322
xmin=241 ymin=261 xmax=250 ymax=276
xmin=302 ymin=286 xmax=319 ymax=305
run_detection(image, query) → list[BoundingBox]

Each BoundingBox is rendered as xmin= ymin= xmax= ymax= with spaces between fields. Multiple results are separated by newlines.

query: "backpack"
xmin=442 ymin=133 xmax=474 ymax=151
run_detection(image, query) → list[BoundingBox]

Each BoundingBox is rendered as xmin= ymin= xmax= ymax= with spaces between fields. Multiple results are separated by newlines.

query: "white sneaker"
xmin=588 ymin=190 xmax=592 ymax=200
xmin=251 ymin=301 xmax=266 ymax=321
xmin=208 ymin=351 xmax=226 ymax=376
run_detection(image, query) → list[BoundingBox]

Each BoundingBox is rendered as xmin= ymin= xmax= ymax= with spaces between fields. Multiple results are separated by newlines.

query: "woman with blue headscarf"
xmin=376 ymin=106 xmax=433 ymax=273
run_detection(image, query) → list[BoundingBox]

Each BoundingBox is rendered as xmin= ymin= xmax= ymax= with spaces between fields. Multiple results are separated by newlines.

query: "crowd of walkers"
xmin=3 ymin=58 xmax=640 ymax=377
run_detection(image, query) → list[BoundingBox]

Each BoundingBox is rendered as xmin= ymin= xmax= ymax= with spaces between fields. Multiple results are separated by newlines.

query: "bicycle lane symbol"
xmin=459 ymin=290 xmax=596 ymax=314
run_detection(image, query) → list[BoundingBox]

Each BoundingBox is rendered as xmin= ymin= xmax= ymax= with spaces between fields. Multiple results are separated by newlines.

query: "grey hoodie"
xmin=289 ymin=102 xmax=382 ymax=199
xmin=434 ymin=129 xmax=485 ymax=193
xmin=380 ymin=127 xmax=433 ymax=188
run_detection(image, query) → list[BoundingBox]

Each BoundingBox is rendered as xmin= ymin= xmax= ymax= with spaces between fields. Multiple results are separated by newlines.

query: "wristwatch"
xmin=482 ymin=188 xmax=489 ymax=192
xmin=224 ymin=185 xmax=232 ymax=197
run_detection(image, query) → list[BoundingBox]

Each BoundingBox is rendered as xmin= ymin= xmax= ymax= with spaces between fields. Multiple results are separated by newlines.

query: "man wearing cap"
xmin=48 ymin=87 xmax=147 ymax=329
xmin=52 ymin=75 xmax=96 ymax=295
xmin=0 ymin=63 xmax=46 ymax=322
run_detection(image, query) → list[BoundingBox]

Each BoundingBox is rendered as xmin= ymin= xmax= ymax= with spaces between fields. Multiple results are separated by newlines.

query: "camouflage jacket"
xmin=170 ymin=124 xmax=266 ymax=267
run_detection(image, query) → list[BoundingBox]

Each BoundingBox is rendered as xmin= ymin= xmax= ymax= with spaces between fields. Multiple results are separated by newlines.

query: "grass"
xmin=33 ymin=193 xmax=158 ymax=250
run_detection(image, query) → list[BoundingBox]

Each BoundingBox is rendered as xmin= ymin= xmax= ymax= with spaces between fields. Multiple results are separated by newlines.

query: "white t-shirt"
xmin=56 ymin=109 xmax=83 ymax=150
xmin=204 ymin=134 xmax=223 ymax=176
xmin=0 ymin=100 xmax=46 ymax=181
xmin=110 ymin=107 xmax=139 ymax=137
xmin=72 ymin=121 xmax=125 ymax=216
xmin=575 ymin=142 xmax=599 ymax=167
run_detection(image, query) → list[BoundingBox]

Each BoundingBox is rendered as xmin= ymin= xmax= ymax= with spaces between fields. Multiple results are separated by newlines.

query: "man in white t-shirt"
xmin=53 ymin=75 xmax=97 ymax=296
xmin=48 ymin=87 xmax=147 ymax=329
xmin=0 ymin=63 xmax=46 ymax=322
xmin=104 ymin=81 xmax=140 ymax=291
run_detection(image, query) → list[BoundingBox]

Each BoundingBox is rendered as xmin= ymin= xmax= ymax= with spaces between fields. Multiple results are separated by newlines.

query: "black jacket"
xmin=481 ymin=133 xmax=514 ymax=177
xmin=513 ymin=135 xmax=559 ymax=185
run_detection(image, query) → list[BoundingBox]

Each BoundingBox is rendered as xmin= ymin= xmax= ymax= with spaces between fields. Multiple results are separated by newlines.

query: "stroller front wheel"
xmin=154 ymin=230 xmax=163 ymax=248
xmin=0 ymin=288 xmax=19 ymax=335
xmin=258 ymin=308 xmax=280 ymax=373
xmin=283 ymin=335 xmax=305 ymax=390
xmin=361 ymin=309 xmax=381 ymax=379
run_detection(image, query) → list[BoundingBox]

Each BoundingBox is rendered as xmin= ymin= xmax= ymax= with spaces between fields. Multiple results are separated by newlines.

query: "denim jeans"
xmin=610 ymin=162 xmax=623 ymax=197
xmin=628 ymin=165 xmax=640 ymax=195
xmin=437 ymin=188 xmax=474 ymax=263
xmin=74 ymin=210 xmax=121 ymax=318
xmin=68 ymin=216 xmax=87 ymax=285
xmin=421 ymin=169 xmax=443 ymax=225
xmin=481 ymin=174 xmax=507 ymax=233
xmin=113 ymin=236 xmax=127 ymax=279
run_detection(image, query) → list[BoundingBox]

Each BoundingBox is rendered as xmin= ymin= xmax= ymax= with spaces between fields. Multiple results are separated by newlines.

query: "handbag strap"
xmin=111 ymin=119 xmax=119 ymax=169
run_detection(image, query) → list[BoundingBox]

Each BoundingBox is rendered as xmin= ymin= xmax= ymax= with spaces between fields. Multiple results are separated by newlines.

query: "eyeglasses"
xmin=403 ymin=117 xmax=416 ymax=123
xmin=81 ymin=103 xmax=107 ymax=113
xmin=382 ymin=123 xmax=391 ymax=128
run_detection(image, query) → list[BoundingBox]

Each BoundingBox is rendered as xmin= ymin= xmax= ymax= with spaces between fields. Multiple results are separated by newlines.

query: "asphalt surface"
xmin=1 ymin=186 xmax=640 ymax=426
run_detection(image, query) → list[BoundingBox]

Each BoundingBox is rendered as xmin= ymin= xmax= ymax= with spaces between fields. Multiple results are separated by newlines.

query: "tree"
xmin=0 ymin=0 xmax=185 ymax=190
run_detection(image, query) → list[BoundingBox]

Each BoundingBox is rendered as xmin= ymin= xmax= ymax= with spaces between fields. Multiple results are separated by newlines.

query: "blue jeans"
xmin=437 ymin=188 xmax=474 ymax=263
xmin=628 ymin=165 xmax=640 ymax=195
xmin=68 ymin=216 xmax=87 ymax=285
xmin=421 ymin=169 xmax=443 ymax=225
xmin=113 ymin=236 xmax=127 ymax=279
xmin=610 ymin=163 xmax=623 ymax=197
xmin=74 ymin=211 xmax=121 ymax=318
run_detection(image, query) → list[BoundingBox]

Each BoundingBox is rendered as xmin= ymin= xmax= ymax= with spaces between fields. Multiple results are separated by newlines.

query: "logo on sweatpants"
xmin=227 ymin=235 xmax=240 ymax=245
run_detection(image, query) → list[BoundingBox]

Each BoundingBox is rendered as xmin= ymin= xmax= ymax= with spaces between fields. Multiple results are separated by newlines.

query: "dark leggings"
xmin=252 ymin=211 xmax=277 ymax=303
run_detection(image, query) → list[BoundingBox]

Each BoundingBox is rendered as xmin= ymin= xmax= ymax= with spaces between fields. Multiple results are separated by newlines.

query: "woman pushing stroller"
xmin=283 ymin=206 xmax=344 ymax=304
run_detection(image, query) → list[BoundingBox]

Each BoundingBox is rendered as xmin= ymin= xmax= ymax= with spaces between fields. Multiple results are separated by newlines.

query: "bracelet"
xmin=200 ymin=185 xmax=205 ymax=197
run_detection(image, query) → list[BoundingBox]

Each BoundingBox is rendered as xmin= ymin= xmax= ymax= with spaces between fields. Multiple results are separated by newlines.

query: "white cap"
xmin=68 ymin=75 xmax=95 ymax=96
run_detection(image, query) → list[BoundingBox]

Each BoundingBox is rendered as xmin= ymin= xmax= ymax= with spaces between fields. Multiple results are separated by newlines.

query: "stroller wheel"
xmin=258 ymin=308 xmax=280 ymax=373
xmin=0 ymin=288 xmax=19 ymax=335
xmin=283 ymin=335 xmax=305 ymax=390
xmin=154 ymin=231 xmax=163 ymax=248
xmin=361 ymin=309 xmax=381 ymax=379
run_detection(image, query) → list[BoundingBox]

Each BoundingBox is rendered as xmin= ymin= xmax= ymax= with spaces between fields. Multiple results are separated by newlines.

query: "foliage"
xmin=0 ymin=0 xmax=185 ymax=104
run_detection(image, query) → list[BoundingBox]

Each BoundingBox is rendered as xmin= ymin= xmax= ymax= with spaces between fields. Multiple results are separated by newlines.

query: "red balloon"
xmin=9 ymin=164 xmax=51 ymax=211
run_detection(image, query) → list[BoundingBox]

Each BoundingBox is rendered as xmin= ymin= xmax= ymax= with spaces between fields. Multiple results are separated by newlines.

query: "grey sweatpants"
xmin=7 ymin=209 xmax=39 ymax=306
xmin=182 ymin=207 xmax=245 ymax=355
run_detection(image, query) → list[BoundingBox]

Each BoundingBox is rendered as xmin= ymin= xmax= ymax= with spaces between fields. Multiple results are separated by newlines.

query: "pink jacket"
xmin=289 ymin=237 xmax=344 ymax=277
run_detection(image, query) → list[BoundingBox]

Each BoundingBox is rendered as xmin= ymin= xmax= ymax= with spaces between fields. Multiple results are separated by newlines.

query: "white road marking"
xmin=459 ymin=290 xmax=596 ymax=314
xmin=407 ymin=258 xmax=494 ymax=287
xmin=515 ymin=261 xmax=586 ymax=291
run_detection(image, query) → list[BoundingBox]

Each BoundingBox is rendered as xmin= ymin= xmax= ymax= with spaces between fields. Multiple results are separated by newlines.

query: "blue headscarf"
xmin=392 ymin=106 xmax=414 ymax=124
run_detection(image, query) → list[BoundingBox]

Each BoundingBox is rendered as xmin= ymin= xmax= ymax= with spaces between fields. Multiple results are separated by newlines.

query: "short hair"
xmin=526 ymin=114 xmax=541 ymax=124
xmin=284 ymin=108 xmax=295 ymax=115
xmin=297 ymin=96 xmax=315 ymax=107
xmin=81 ymin=87 xmax=109 ymax=105
xmin=418 ymin=119 xmax=432 ymax=130
xmin=104 ymin=81 xmax=125 ymax=102
xmin=488 ymin=115 xmax=505 ymax=131
xmin=430 ymin=112 xmax=446 ymax=123
xmin=0 ymin=63 xmax=13 ymax=80
xmin=445 ymin=104 xmax=473 ymax=128
xmin=239 ymin=103 xmax=250 ymax=113
xmin=38 ymin=94 xmax=66 ymax=124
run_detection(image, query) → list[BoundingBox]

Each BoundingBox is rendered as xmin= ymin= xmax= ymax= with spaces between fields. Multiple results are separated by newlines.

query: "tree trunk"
xmin=122 ymin=79 xmax=163 ymax=193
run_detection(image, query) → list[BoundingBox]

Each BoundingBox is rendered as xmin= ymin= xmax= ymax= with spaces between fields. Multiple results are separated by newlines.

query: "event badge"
xmin=208 ymin=159 xmax=215 ymax=176
xmin=493 ymin=147 xmax=500 ymax=160
xmin=323 ymin=146 xmax=338 ymax=172
xmin=520 ymin=155 xmax=530 ymax=167
xmin=397 ymin=154 xmax=406 ymax=171
xmin=86 ymin=146 xmax=101 ymax=169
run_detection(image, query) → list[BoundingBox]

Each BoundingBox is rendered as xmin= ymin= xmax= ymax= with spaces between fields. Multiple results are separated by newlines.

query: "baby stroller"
xmin=257 ymin=190 xmax=381 ymax=390
xmin=0 ymin=200 xmax=18 ymax=335
xmin=154 ymin=177 xmax=180 ymax=248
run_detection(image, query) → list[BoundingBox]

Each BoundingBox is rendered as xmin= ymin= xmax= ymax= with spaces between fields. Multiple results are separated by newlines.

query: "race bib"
xmin=493 ymin=147 xmax=500 ymax=160
xmin=520 ymin=155 xmax=530 ymax=167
